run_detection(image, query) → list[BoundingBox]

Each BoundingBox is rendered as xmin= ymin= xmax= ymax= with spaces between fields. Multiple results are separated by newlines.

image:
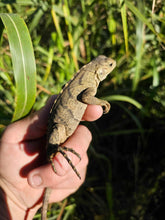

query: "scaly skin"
xmin=41 ymin=55 xmax=116 ymax=220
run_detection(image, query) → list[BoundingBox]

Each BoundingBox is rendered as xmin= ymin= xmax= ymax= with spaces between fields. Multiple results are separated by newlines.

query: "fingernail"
xmin=32 ymin=174 xmax=43 ymax=187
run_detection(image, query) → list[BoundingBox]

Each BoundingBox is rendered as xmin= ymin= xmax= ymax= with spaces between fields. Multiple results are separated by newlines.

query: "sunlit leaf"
xmin=125 ymin=0 xmax=165 ymax=43
xmin=120 ymin=0 xmax=129 ymax=55
xmin=0 ymin=13 xmax=36 ymax=121
xmin=103 ymin=94 xmax=143 ymax=110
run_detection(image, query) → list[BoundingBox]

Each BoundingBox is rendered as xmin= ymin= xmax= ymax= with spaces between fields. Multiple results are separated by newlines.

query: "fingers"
xmin=82 ymin=104 xmax=103 ymax=121
xmin=27 ymin=125 xmax=90 ymax=190
xmin=52 ymin=125 xmax=91 ymax=177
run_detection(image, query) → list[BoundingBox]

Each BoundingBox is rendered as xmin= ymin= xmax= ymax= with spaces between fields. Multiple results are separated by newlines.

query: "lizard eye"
xmin=109 ymin=63 xmax=113 ymax=67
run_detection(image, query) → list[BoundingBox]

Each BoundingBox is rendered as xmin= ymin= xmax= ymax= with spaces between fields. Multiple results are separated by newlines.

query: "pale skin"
xmin=0 ymin=96 xmax=103 ymax=220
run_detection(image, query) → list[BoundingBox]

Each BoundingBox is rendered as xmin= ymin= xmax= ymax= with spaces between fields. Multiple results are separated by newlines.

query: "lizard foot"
xmin=47 ymin=144 xmax=81 ymax=179
xmin=102 ymin=100 xmax=111 ymax=114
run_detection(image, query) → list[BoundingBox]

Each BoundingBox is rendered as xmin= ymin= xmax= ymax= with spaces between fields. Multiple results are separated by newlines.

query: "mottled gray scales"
xmin=41 ymin=55 xmax=116 ymax=220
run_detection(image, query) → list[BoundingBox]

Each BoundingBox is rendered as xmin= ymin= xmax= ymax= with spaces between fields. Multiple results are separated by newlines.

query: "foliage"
xmin=0 ymin=0 xmax=165 ymax=219
xmin=0 ymin=13 xmax=36 ymax=122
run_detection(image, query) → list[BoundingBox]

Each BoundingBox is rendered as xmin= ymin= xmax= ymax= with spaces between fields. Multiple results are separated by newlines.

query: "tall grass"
xmin=0 ymin=0 xmax=165 ymax=219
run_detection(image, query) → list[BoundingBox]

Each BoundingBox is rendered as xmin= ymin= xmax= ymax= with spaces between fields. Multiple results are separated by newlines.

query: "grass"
xmin=0 ymin=0 xmax=165 ymax=219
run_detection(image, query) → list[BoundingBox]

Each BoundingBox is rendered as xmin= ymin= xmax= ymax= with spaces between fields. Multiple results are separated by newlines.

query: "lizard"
xmin=41 ymin=55 xmax=116 ymax=220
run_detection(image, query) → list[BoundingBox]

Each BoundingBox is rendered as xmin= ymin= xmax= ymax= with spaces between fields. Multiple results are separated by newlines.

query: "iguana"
xmin=41 ymin=55 xmax=116 ymax=220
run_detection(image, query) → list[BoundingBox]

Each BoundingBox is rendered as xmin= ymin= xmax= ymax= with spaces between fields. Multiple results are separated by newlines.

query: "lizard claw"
xmin=102 ymin=101 xmax=111 ymax=114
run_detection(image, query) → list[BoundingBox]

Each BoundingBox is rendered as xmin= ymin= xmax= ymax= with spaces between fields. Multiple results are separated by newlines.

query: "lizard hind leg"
xmin=58 ymin=146 xmax=81 ymax=179
xmin=47 ymin=143 xmax=81 ymax=179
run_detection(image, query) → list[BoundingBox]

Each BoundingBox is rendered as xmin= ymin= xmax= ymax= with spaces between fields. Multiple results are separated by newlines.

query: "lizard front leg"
xmin=79 ymin=87 xmax=111 ymax=114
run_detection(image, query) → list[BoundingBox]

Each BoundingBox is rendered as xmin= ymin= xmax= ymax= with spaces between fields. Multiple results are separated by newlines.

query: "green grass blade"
xmin=106 ymin=0 xmax=117 ymax=46
xmin=43 ymin=33 xmax=55 ymax=82
xmin=125 ymin=0 xmax=156 ymax=34
xmin=0 ymin=0 xmax=34 ymax=7
xmin=106 ymin=182 xmax=115 ymax=220
xmin=125 ymin=0 xmax=165 ymax=43
xmin=152 ymin=58 xmax=159 ymax=87
xmin=120 ymin=0 xmax=129 ymax=55
xmin=0 ymin=13 xmax=36 ymax=121
xmin=28 ymin=8 xmax=45 ymax=33
xmin=51 ymin=5 xmax=64 ymax=53
xmin=132 ymin=0 xmax=144 ymax=91
xmin=62 ymin=0 xmax=79 ymax=70
xmin=117 ymin=102 xmax=144 ymax=137
xmin=103 ymin=94 xmax=143 ymax=110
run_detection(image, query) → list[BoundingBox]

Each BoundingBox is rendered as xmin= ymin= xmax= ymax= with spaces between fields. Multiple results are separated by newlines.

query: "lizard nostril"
xmin=109 ymin=63 xmax=113 ymax=67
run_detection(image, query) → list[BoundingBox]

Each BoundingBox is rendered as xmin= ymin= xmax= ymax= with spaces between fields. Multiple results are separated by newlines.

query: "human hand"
xmin=0 ymin=96 xmax=103 ymax=220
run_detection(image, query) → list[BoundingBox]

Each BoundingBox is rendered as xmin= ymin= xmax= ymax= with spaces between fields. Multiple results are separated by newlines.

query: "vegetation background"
xmin=0 ymin=0 xmax=165 ymax=219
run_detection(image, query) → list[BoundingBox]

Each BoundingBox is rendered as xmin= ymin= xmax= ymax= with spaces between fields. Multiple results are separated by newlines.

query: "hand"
xmin=0 ymin=96 xmax=103 ymax=220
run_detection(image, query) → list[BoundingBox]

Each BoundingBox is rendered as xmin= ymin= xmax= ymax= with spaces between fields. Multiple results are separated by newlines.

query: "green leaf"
xmin=0 ymin=13 xmax=36 ymax=121
xmin=120 ymin=0 xmax=129 ymax=55
xmin=0 ymin=0 xmax=34 ymax=7
xmin=103 ymin=94 xmax=143 ymax=110
xmin=125 ymin=0 xmax=165 ymax=43
xmin=132 ymin=0 xmax=144 ymax=91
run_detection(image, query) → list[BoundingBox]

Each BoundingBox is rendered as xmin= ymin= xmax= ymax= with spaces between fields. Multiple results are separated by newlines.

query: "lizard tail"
xmin=41 ymin=187 xmax=52 ymax=220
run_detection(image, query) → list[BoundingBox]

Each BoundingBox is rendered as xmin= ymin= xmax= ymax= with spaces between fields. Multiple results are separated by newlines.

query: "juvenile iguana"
xmin=41 ymin=55 xmax=116 ymax=220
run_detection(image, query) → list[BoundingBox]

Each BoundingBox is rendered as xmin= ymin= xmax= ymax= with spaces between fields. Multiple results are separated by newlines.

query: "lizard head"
xmin=95 ymin=55 xmax=116 ymax=81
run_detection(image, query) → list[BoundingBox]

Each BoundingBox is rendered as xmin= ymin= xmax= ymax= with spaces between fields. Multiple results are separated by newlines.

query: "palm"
xmin=0 ymin=99 xmax=103 ymax=218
